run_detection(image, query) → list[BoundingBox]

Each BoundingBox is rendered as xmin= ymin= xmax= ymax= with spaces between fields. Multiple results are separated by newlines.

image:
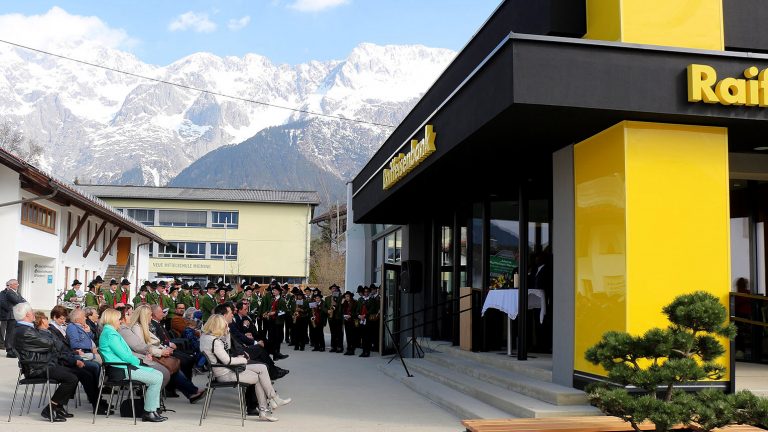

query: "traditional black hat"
xmin=120 ymin=278 xmax=131 ymax=286
xmin=344 ymin=291 xmax=354 ymax=298
xmin=94 ymin=275 xmax=104 ymax=283
xmin=109 ymin=278 xmax=118 ymax=286
xmin=206 ymin=282 xmax=217 ymax=290
xmin=71 ymin=279 xmax=82 ymax=287
xmin=329 ymin=283 xmax=340 ymax=291
xmin=356 ymin=285 xmax=364 ymax=293
xmin=139 ymin=285 xmax=148 ymax=292
xmin=303 ymin=286 xmax=312 ymax=292
xmin=143 ymin=281 xmax=151 ymax=287
xmin=192 ymin=282 xmax=201 ymax=290
xmin=158 ymin=280 xmax=167 ymax=287
xmin=291 ymin=287 xmax=301 ymax=295
xmin=217 ymin=286 xmax=227 ymax=294
xmin=313 ymin=292 xmax=323 ymax=299
xmin=150 ymin=281 xmax=158 ymax=288
xmin=243 ymin=285 xmax=253 ymax=292
xmin=369 ymin=283 xmax=379 ymax=290
xmin=361 ymin=285 xmax=371 ymax=292
xmin=169 ymin=286 xmax=179 ymax=294
xmin=173 ymin=278 xmax=182 ymax=285
xmin=87 ymin=282 xmax=95 ymax=289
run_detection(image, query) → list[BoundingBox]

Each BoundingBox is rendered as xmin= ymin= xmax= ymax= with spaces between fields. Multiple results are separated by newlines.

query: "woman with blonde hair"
xmin=98 ymin=308 xmax=166 ymax=422
xmin=124 ymin=305 xmax=204 ymax=403
xmin=201 ymin=314 xmax=290 ymax=421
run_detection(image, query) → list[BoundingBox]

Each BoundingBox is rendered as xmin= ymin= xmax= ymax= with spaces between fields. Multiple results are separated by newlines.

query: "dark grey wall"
xmin=724 ymin=0 xmax=768 ymax=53
xmin=552 ymin=145 xmax=575 ymax=387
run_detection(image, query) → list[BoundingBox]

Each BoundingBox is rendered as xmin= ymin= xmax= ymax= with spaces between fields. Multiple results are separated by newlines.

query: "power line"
xmin=0 ymin=38 xmax=396 ymax=129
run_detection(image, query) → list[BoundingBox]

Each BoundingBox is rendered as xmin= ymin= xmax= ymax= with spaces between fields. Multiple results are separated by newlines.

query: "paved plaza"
xmin=0 ymin=342 xmax=461 ymax=432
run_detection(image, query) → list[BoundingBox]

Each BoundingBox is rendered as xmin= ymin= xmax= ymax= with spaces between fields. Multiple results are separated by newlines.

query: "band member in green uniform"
xmin=102 ymin=279 xmax=117 ymax=307
xmin=283 ymin=284 xmax=295 ymax=345
xmin=178 ymin=282 xmax=191 ymax=308
xmin=291 ymin=288 xmax=308 ymax=351
xmin=324 ymin=284 xmax=344 ymax=353
xmin=63 ymin=279 xmax=84 ymax=307
xmin=342 ymin=291 xmax=358 ymax=356
xmin=189 ymin=283 xmax=201 ymax=309
xmin=167 ymin=286 xmax=180 ymax=320
xmin=263 ymin=285 xmax=289 ymax=357
xmin=357 ymin=286 xmax=379 ymax=357
xmin=310 ymin=292 xmax=327 ymax=351
xmin=200 ymin=282 xmax=217 ymax=322
xmin=92 ymin=275 xmax=104 ymax=298
xmin=133 ymin=284 xmax=151 ymax=306
xmin=148 ymin=281 xmax=159 ymax=304
xmin=156 ymin=282 xmax=172 ymax=316
xmin=115 ymin=278 xmax=130 ymax=307
xmin=84 ymin=281 xmax=100 ymax=308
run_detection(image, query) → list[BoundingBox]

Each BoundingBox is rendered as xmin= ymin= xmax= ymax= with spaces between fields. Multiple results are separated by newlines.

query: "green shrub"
xmin=585 ymin=291 xmax=767 ymax=432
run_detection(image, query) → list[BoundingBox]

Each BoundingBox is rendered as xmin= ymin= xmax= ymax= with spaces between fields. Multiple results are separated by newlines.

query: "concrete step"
xmin=404 ymin=358 xmax=600 ymax=418
xmin=425 ymin=353 xmax=589 ymax=406
xmin=435 ymin=343 xmax=554 ymax=382
xmin=378 ymin=361 xmax=512 ymax=421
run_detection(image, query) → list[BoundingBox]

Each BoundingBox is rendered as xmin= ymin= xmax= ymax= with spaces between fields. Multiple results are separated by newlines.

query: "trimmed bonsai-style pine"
xmin=585 ymin=291 xmax=768 ymax=432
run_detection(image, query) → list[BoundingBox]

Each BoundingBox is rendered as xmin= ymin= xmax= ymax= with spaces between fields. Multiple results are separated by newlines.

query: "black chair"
xmin=198 ymin=351 xmax=247 ymax=427
xmin=8 ymin=359 xmax=58 ymax=423
xmin=92 ymin=361 xmax=145 ymax=425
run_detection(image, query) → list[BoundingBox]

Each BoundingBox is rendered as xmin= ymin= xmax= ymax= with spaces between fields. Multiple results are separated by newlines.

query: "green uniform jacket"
xmin=262 ymin=296 xmax=290 ymax=325
xmin=258 ymin=293 xmax=273 ymax=317
xmin=132 ymin=294 xmax=151 ymax=307
xmin=102 ymin=289 xmax=116 ymax=307
xmin=179 ymin=291 xmax=192 ymax=308
xmin=200 ymin=293 xmax=217 ymax=322
xmin=84 ymin=291 xmax=99 ymax=308
xmin=63 ymin=289 xmax=79 ymax=302
xmin=356 ymin=296 xmax=381 ymax=321
xmin=148 ymin=291 xmax=159 ymax=305
xmin=323 ymin=295 xmax=343 ymax=320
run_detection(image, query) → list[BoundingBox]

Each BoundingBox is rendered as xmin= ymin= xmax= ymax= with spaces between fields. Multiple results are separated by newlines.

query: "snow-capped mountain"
xmin=0 ymin=38 xmax=455 ymax=190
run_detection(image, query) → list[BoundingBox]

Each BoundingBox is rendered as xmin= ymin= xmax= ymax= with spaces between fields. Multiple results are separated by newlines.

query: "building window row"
xmin=119 ymin=208 xmax=238 ymax=229
xmin=151 ymin=241 xmax=238 ymax=260
xmin=21 ymin=201 xmax=56 ymax=234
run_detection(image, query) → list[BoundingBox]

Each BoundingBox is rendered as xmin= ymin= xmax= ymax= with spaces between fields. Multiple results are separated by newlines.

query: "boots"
xmin=269 ymin=395 xmax=292 ymax=410
xmin=259 ymin=407 xmax=278 ymax=422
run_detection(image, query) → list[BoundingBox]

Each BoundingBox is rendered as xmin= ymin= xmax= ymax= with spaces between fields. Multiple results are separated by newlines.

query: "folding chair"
xmin=8 ymin=359 xmax=58 ymax=423
xmin=92 ymin=361 xmax=145 ymax=425
xmin=198 ymin=351 xmax=248 ymax=427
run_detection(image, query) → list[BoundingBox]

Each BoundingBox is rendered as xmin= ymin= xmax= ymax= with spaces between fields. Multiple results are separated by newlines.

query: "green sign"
xmin=490 ymin=255 xmax=516 ymax=275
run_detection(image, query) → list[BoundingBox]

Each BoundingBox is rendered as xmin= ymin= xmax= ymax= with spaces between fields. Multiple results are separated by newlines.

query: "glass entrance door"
xmin=383 ymin=264 xmax=401 ymax=354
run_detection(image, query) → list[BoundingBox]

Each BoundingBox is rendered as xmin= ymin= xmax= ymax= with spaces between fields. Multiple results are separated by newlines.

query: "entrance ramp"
xmin=379 ymin=342 xmax=600 ymax=420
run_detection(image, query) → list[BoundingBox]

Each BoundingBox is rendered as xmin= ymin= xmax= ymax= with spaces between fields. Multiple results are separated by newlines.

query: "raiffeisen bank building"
xmin=350 ymin=0 xmax=768 ymax=391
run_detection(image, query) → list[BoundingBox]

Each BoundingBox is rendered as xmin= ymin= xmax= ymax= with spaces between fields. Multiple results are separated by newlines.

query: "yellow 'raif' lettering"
xmin=688 ymin=64 xmax=768 ymax=107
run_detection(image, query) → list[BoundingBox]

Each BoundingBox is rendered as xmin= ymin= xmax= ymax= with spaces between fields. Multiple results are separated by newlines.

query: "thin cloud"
xmin=227 ymin=16 xmax=251 ymax=31
xmin=289 ymin=0 xmax=350 ymax=12
xmin=168 ymin=11 xmax=217 ymax=33
xmin=0 ymin=7 xmax=137 ymax=51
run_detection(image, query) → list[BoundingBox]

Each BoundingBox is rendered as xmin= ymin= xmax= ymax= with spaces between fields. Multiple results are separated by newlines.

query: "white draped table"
xmin=481 ymin=288 xmax=547 ymax=356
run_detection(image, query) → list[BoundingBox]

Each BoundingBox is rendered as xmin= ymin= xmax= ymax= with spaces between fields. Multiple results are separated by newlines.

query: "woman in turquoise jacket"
xmin=98 ymin=308 xmax=167 ymax=422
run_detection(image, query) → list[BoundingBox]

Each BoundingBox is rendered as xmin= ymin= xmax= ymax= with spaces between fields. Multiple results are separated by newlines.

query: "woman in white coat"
xmin=200 ymin=314 xmax=290 ymax=421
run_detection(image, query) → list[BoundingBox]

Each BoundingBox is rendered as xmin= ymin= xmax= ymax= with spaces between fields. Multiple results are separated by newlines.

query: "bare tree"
xmin=309 ymin=238 xmax=345 ymax=290
xmin=0 ymin=120 xmax=43 ymax=163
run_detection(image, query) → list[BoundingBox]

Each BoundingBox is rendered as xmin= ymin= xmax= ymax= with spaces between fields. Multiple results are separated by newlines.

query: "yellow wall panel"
xmin=574 ymin=124 xmax=628 ymax=377
xmin=574 ymin=121 xmax=731 ymax=381
xmin=585 ymin=0 xmax=724 ymax=51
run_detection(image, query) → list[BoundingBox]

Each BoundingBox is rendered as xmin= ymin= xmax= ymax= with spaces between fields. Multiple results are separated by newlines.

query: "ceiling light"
xmin=753 ymin=146 xmax=768 ymax=151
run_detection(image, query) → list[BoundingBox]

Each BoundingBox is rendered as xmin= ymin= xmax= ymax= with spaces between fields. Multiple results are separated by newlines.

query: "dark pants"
xmin=292 ymin=318 xmax=308 ymax=349
xmin=343 ymin=320 xmax=357 ymax=353
xmin=359 ymin=323 xmax=371 ymax=354
xmin=42 ymin=366 xmax=78 ymax=406
xmin=283 ymin=316 xmax=293 ymax=343
xmin=170 ymin=371 xmax=199 ymax=397
xmin=1 ymin=319 xmax=16 ymax=352
xmin=266 ymin=320 xmax=283 ymax=354
xmin=68 ymin=364 xmax=99 ymax=407
xmin=369 ymin=319 xmax=380 ymax=353
xmin=310 ymin=324 xmax=325 ymax=350
xmin=329 ymin=319 xmax=343 ymax=351
xmin=244 ymin=384 xmax=257 ymax=410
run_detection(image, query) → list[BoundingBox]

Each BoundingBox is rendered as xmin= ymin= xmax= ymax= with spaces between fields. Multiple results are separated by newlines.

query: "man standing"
xmin=357 ymin=286 xmax=378 ymax=358
xmin=63 ymin=280 xmax=85 ymax=307
xmin=189 ymin=283 xmax=201 ymax=310
xmin=324 ymin=284 xmax=344 ymax=353
xmin=200 ymin=282 xmax=217 ymax=323
xmin=102 ymin=279 xmax=117 ymax=307
xmin=309 ymin=293 xmax=327 ymax=351
xmin=1 ymin=279 xmax=25 ymax=357
xmin=262 ymin=286 xmax=289 ymax=359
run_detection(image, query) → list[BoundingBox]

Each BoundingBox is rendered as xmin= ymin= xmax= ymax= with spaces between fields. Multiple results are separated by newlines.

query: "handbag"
xmin=155 ymin=355 xmax=181 ymax=375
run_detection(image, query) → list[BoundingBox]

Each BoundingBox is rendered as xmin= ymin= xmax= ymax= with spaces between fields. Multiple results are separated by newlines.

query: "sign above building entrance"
xmin=687 ymin=64 xmax=768 ymax=107
xmin=382 ymin=125 xmax=436 ymax=190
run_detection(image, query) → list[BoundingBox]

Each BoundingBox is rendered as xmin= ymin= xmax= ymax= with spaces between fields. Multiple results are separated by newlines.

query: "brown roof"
xmin=0 ymin=148 xmax=165 ymax=244
xmin=78 ymin=184 xmax=321 ymax=206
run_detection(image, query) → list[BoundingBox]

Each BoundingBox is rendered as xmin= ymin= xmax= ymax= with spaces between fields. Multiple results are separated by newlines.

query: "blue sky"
xmin=0 ymin=0 xmax=501 ymax=65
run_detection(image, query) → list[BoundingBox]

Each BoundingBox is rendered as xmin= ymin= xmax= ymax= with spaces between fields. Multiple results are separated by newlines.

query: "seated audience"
xmin=13 ymin=302 xmax=78 ymax=422
xmin=83 ymin=307 xmax=101 ymax=343
xmin=201 ymin=314 xmax=290 ymax=421
xmin=66 ymin=308 xmax=99 ymax=361
xmin=98 ymin=308 xmax=167 ymax=422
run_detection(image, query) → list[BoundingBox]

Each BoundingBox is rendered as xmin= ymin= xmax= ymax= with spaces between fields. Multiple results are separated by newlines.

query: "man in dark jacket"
xmin=12 ymin=302 xmax=77 ymax=421
xmin=1 ymin=279 xmax=26 ymax=357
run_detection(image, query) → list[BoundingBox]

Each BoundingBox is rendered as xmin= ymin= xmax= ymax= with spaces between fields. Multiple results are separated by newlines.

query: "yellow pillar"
xmin=584 ymin=0 xmax=724 ymax=51
xmin=573 ymin=121 xmax=731 ymax=381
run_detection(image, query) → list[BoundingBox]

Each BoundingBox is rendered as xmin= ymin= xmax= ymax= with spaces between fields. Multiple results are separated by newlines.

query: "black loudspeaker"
xmin=400 ymin=260 xmax=422 ymax=293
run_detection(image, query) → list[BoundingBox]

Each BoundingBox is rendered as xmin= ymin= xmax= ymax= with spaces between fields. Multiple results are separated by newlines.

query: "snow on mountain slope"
xmin=0 ymin=38 xmax=455 ymax=189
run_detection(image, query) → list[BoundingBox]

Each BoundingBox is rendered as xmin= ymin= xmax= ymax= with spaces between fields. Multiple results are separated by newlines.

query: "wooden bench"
xmin=462 ymin=417 xmax=765 ymax=432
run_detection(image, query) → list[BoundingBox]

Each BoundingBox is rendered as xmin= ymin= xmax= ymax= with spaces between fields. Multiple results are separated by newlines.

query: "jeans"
xmin=129 ymin=366 xmax=164 ymax=412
